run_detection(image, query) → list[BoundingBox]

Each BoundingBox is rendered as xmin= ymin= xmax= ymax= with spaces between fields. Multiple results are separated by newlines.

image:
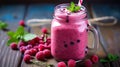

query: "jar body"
xmin=51 ymin=4 xmax=88 ymax=61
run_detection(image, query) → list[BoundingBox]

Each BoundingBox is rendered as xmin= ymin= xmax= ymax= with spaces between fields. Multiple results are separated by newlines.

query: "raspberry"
xmin=34 ymin=37 xmax=40 ymax=43
xmin=20 ymin=46 xmax=26 ymax=54
xmin=10 ymin=43 xmax=18 ymax=50
xmin=23 ymin=54 xmax=31 ymax=63
xmin=38 ymin=44 xmax=45 ymax=51
xmin=46 ymin=38 xmax=51 ymax=45
xmin=91 ymin=55 xmax=99 ymax=63
xmin=18 ymin=41 xmax=26 ymax=48
xmin=44 ymin=44 xmax=51 ymax=50
xmin=24 ymin=50 xmax=32 ymax=55
xmin=43 ymin=49 xmax=51 ymax=58
xmin=35 ymin=51 xmax=45 ymax=61
xmin=84 ymin=59 xmax=93 ymax=67
xmin=39 ymin=40 xmax=45 ymax=44
xmin=28 ymin=40 xmax=35 ymax=46
xmin=58 ymin=62 xmax=67 ymax=67
xmin=30 ymin=48 xmax=37 ymax=56
xmin=25 ymin=45 xmax=32 ymax=50
xmin=41 ymin=28 xmax=48 ymax=34
xmin=68 ymin=59 xmax=76 ymax=67
xmin=19 ymin=20 xmax=25 ymax=26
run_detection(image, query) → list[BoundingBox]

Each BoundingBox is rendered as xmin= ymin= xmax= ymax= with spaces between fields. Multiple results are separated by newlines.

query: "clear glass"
xmin=51 ymin=3 xmax=99 ymax=61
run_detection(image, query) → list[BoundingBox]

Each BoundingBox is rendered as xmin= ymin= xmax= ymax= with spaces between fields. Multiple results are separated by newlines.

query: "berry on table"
xmin=23 ymin=54 xmax=31 ymax=63
xmin=25 ymin=45 xmax=32 ymax=50
xmin=19 ymin=20 xmax=25 ymax=26
xmin=24 ymin=50 xmax=32 ymax=55
xmin=20 ymin=46 xmax=26 ymax=54
xmin=43 ymin=49 xmax=51 ymax=58
xmin=68 ymin=59 xmax=76 ymax=67
xmin=18 ymin=41 xmax=26 ymax=48
xmin=58 ymin=62 xmax=67 ymax=67
xmin=10 ymin=42 xmax=18 ymax=50
xmin=91 ymin=54 xmax=99 ymax=64
xmin=41 ymin=28 xmax=48 ymax=34
xmin=38 ymin=44 xmax=45 ymax=51
xmin=35 ymin=51 xmax=45 ymax=61
xmin=30 ymin=48 xmax=37 ymax=56
xmin=84 ymin=59 xmax=93 ymax=67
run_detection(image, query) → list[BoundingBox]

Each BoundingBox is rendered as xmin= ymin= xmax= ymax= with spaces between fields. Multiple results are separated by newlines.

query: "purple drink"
xmin=51 ymin=3 xmax=98 ymax=61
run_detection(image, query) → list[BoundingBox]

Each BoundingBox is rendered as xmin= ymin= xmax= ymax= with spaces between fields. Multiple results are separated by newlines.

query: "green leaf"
xmin=75 ymin=6 xmax=81 ymax=11
xmin=24 ymin=33 xmax=37 ymax=42
xmin=6 ymin=26 xmax=27 ymax=46
xmin=67 ymin=2 xmax=81 ymax=12
xmin=7 ymin=31 xmax=15 ymax=38
xmin=7 ymin=38 xmax=19 ymax=46
xmin=100 ymin=59 xmax=109 ymax=63
xmin=0 ymin=21 xmax=8 ymax=29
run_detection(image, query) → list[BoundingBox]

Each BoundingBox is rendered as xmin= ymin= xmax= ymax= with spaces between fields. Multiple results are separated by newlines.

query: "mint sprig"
xmin=100 ymin=54 xmax=119 ymax=63
xmin=0 ymin=21 xmax=8 ymax=29
xmin=67 ymin=2 xmax=81 ymax=12
xmin=7 ymin=26 xmax=37 ymax=46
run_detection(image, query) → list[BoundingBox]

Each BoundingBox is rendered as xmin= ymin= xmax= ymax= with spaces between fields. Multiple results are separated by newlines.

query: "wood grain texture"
xmin=0 ymin=5 xmax=25 ymax=67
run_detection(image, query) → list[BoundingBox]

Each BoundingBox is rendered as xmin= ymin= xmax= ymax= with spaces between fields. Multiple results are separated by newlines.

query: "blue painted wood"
xmin=0 ymin=5 xmax=25 ymax=67
xmin=92 ymin=4 xmax=120 ymax=21
xmin=25 ymin=4 xmax=55 ymax=20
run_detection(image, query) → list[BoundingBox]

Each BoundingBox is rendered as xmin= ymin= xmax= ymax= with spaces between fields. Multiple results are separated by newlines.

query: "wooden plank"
xmin=0 ymin=5 xmax=26 ymax=67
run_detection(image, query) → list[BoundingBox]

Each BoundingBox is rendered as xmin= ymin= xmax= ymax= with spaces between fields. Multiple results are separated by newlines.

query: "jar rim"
xmin=54 ymin=3 xmax=86 ymax=14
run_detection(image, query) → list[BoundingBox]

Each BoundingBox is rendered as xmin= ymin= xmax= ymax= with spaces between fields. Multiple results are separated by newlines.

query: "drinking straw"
xmin=78 ymin=0 xmax=83 ymax=6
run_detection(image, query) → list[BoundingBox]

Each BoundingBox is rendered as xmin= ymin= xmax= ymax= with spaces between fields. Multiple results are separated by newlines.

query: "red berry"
xmin=58 ymin=62 xmax=66 ymax=67
xmin=19 ymin=20 xmax=25 ymax=26
xmin=10 ymin=43 xmax=18 ymax=50
xmin=68 ymin=59 xmax=76 ymax=67
xmin=23 ymin=54 xmax=31 ymax=63
xmin=38 ymin=44 xmax=45 ymax=51
xmin=28 ymin=40 xmax=35 ymax=46
xmin=44 ymin=44 xmax=51 ymax=50
xmin=24 ymin=50 xmax=32 ymax=55
xmin=84 ymin=59 xmax=93 ymax=67
xmin=35 ymin=51 xmax=45 ymax=60
xmin=25 ymin=45 xmax=32 ymax=50
xmin=30 ymin=48 xmax=37 ymax=56
xmin=34 ymin=37 xmax=40 ymax=43
xmin=18 ymin=41 xmax=26 ymax=48
xmin=39 ymin=40 xmax=45 ymax=44
xmin=43 ymin=49 xmax=51 ymax=58
xmin=41 ymin=28 xmax=48 ymax=34
xmin=20 ymin=46 xmax=26 ymax=54
xmin=46 ymin=38 xmax=51 ymax=45
xmin=91 ymin=55 xmax=99 ymax=63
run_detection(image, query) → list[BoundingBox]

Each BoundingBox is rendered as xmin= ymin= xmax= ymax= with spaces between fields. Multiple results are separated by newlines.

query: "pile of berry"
xmin=10 ymin=28 xmax=52 ymax=63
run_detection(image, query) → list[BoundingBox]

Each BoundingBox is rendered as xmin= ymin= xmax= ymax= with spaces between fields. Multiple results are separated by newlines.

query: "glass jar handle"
xmin=88 ymin=24 xmax=99 ymax=52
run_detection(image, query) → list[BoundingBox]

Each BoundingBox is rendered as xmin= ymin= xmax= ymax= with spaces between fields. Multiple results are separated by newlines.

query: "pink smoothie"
xmin=51 ymin=4 xmax=88 ymax=61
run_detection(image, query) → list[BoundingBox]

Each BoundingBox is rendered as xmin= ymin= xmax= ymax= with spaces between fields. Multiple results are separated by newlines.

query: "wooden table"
xmin=0 ymin=3 xmax=120 ymax=67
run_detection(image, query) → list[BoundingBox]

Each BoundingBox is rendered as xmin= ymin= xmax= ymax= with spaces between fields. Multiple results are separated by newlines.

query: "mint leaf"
xmin=24 ymin=33 xmax=37 ymax=42
xmin=0 ymin=21 xmax=8 ymax=29
xmin=75 ymin=6 xmax=81 ymax=11
xmin=7 ymin=31 xmax=15 ymax=38
xmin=100 ymin=59 xmax=109 ymax=63
xmin=7 ymin=26 xmax=27 ymax=46
xmin=100 ymin=53 xmax=119 ymax=63
xmin=67 ymin=2 xmax=81 ymax=12
xmin=7 ymin=38 xmax=19 ymax=46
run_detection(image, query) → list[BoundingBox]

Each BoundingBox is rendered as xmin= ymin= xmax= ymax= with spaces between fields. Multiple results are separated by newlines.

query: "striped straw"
xmin=78 ymin=0 xmax=83 ymax=6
